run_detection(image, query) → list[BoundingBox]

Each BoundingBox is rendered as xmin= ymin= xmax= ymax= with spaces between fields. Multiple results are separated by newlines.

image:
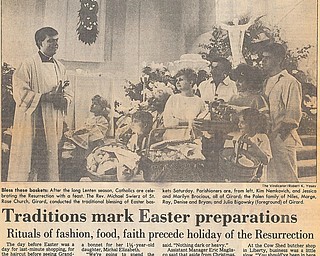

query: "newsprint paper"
xmin=1 ymin=0 xmax=319 ymax=256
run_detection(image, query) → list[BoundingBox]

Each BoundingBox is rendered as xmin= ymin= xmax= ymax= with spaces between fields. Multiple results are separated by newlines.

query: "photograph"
xmin=1 ymin=1 xmax=319 ymax=255
xmin=1 ymin=0 xmax=317 ymax=183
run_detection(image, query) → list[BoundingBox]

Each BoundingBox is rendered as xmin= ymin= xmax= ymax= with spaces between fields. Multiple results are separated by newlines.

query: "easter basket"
xmin=85 ymin=145 xmax=119 ymax=182
xmin=139 ymin=127 xmax=207 ymax=182
xmin=86 ymin=142 xmax=142 ymax=182
xmin=86 ymin=167 xmax=118 ymax=182
xmin=219 ymin=147 xmax=261 ymax=182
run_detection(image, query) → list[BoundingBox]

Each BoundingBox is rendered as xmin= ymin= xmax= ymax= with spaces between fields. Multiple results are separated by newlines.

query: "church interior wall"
xmin=2 ymin=0 xmax=317 ymax=81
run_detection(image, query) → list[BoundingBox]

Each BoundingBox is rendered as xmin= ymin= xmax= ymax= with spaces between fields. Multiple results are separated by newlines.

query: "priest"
xmin=8 ymin=27 xmax=73 ymax=181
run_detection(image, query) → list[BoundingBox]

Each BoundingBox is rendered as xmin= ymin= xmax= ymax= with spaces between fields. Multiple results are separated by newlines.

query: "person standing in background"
xmin=262 ymin=43 xmax=302 ymax=182
xmin=8 ymin=27 xmax=73 ymax=181
xmin=228 ymin=63 xmax=268 ymax=113
xmin=197 ymin=57 xmax=237 ymax=103
xmin=195 ymin=57 xmax=237 ymax=162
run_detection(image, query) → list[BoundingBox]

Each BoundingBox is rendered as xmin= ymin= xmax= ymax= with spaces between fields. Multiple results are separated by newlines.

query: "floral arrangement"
xmin=114 ymin=63 xmax=177 ymax=133
xmin=115 ymin=59 xmax=211 ymax=134
xmin=119 ymin=58 xmax=211 ymax=115
xmin=121 ymin=62 xmax=177 ymax=114
xmin=200 ymin=26 xmax=231 ymax=61
xmin=200 ymin=17 xmax=313 ymax=83
xmin=2 ymin=63 xmax=15 ymax=95
xmin=283 ymin=45 xmax=312 ymax=81
xmin=76 ymin=0 xmax=99 ymax=45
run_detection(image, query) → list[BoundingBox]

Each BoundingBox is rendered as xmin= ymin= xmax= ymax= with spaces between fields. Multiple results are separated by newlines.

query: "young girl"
xmin=232 ymin=108 xmax=272 ymax=182
xmin=61 ymin=95 xmax=110 ymax=181
xmin=126 ymin=111 xmax=154 ymax=154
xmin=87 ymin=111 xmax=153 ymax=182
xmin=65 ymin=95 xmax=110 ymax=150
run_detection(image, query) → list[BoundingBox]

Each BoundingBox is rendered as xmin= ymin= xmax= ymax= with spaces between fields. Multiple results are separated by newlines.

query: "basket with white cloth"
xmin=86 ymin=143 xmax=140 ymax=181
xmin=139 ymin=127 xmax=207 ymax=182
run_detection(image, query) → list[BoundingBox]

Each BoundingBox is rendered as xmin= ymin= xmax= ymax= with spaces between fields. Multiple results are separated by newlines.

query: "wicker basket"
xmin=194 ymin=119 xmax=238 ymax=134
xmin=219 ymin=148 xmax=260 ymax=182
xmin=86 ymin=168 xmax=118 ymax=182
xmin=139 ymin=126 xmax=208 ymax=182
xmin=140 ymin=157 xmax=205 ymax=182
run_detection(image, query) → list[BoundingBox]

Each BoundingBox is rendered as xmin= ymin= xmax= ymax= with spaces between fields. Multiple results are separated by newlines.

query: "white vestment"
xmin=8 ymin=53 xmax=72 ymax=181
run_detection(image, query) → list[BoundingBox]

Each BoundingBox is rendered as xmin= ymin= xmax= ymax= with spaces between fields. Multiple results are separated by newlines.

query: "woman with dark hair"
xmin=228 ymin=64 xmax=268 ymax=112
xmin=163 ymin=68 xmax=207 ymax=140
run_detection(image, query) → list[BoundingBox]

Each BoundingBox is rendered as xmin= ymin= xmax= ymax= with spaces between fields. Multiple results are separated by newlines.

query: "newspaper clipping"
xmin=1 ymin=0 xmax=319 ymax=255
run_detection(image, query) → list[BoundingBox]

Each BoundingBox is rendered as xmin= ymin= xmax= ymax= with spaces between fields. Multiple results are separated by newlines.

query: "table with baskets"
xmin=139 ymin=126 xmax=207 ymax=182
xmin=140 ymin=104 xmax=263 ymax=182
xmin=84 ymin=104 xmax=263 ymax=182
xmin=140 ymin=120 xmax=240 ymax=182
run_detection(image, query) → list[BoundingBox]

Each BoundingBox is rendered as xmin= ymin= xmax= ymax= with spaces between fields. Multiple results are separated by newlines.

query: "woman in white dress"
xmin=163 ymin=68 xmax=207 ymax=140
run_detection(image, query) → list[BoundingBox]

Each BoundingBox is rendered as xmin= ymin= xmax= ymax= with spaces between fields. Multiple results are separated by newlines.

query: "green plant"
xmin=199 ymin=26 xmax=232 ymax=62
xmin=199 ymin=18 xmax=313 ymax=83
xmin=122 ymin=63 xmax=177 ymax=111
xmin=76 ymin=0 xmax=99 ymax=45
